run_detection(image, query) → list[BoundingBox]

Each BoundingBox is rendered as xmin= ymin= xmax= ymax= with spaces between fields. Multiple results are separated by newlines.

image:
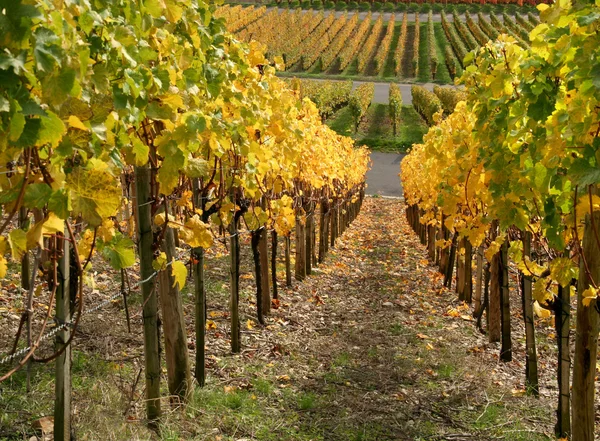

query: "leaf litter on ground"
xmin=0 ymin=198 xmax=562 ymax=440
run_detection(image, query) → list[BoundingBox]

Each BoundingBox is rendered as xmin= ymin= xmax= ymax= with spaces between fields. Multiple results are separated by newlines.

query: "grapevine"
xmin=394 ymin=12 xmax=409 ymax=76
xmin=337 ymin=13 xmax=373 ymax=72
xmin=428 ymin=12 xmax=438 ymax=80
xmin=349 ymin=83 xmax=375 ymax=132
xmin=412 ymin=13 xmax=420 ymax=77
xmin=357 ymin=15 xmax=384 ymax=74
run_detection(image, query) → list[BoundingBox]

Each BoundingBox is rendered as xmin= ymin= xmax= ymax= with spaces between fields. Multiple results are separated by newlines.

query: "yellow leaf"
xmin=8 ymin=229 xmax=27 ymax=260
xmin=97 ymin=218 xmax=115 ymax=243
xmin=0 ymin=256 xmax=7 ymax=278
xmin=66 ymin=164 xmax=121 ymax=227
xmin=446 ymin=308 xmax=460 ymax=318
xmin=159 ymin=94 xmax=184 ymax=109
xmin=154 ymin=213 xmax=166 ymax=226
xmin=582 ymin=287 xmax=598 ymax=307
xmin=180 ymin=215 xmax=213 ymax=249
xmin=533 ymin=301 xmax=551 ymax=318
xmin=246 ymin=319 xmax=255 ymax=330
xmin=206 ymin=320 xmax=217 ymax=330
xmin=171 ymin=260 xmax=187 ymax=289
xmin=511 ymin=388 xmax=526 ymax=397
xmin=43 ymin=213 xmax=64 ymax=234
xmin=68 ymin=115 xmax=89 ymax=131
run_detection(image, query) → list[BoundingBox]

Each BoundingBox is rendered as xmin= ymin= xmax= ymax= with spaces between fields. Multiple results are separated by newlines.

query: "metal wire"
xmin=0 ymin=261 xmax=174 ymax=366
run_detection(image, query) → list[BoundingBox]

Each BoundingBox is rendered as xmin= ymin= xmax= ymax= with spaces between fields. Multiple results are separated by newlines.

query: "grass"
xmin=327 ymin=103 xmax=428 ymax=152
xmin=433 ymin=22 xmax=456 ymax=83
xmin=381 ymin=22 xmax=401 ymax=79
xmin=416 ymin=22 xmax=431 ymax=83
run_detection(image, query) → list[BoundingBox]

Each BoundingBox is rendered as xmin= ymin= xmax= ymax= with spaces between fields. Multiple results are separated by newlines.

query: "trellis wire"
xmin=0 ymin=261 xmax=174 ymax=366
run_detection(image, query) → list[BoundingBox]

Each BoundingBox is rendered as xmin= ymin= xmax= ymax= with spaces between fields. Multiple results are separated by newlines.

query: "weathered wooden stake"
xmin=134 ymin=165 xmax=161 ymax=424
xmin=54 ymin=231 xmax=71 ymax=441
xmin=230 ymin=220 xmax=241 ymax=353
xmin=521 ymin=232 xmax=539 ymax=397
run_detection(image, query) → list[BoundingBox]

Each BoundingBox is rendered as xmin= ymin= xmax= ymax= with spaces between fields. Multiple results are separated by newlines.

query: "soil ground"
xmin=0 ymin=199 xmax=559 ymax=441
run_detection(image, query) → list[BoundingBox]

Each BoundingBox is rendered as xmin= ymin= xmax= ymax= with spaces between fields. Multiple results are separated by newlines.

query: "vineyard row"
xmin=216 ymin=6 xmax=539 ymax=82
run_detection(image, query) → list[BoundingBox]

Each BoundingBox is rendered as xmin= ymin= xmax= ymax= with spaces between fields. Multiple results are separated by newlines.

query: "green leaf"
xmin=24 ymin=183 xmax=52 ymax=209
xmin=570 ymin=158 xmax=600 ymax=187
xmin=102 ymin=235 xmax=135 ymax=270
xmin=38 ymin=111 xmax=66 ymax=147
xmin=0 ymin=52 xmax=27 ymax=75
xmin=42 ymin=67 xmax=76 ymax=106
xmin=146 ymin=100 xmax=175 ymax=120
xmin=131 ymin=137 xmax=149 ymax=166
xmin=14 ymin=117 xmax=41 ymax=148
xmin=184 ymin=157 xmax=208 ymax=178
xmin=48 ymin=189 xmax=71 ymax=219
xmin=33 ymin=27 xmax=63 ymax=72
xmin=171 ymin=260 xmax=187 ymax=289
xmin=550 ymin=257 xmax=578 ymax=288
xmin=9 ymin=112 xmax=26 ymax=142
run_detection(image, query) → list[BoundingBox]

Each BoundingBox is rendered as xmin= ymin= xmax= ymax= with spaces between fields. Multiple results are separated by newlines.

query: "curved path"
xmin=366 ymin=151 xmax=405 ymax=198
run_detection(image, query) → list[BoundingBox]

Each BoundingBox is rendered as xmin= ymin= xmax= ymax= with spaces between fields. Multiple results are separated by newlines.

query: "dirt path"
xmin=400 ymin=24 xmax=415 ymax=78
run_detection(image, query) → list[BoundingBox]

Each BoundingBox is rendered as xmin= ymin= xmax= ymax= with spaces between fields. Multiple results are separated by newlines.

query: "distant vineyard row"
xmin=241 ymin=0 xmax=545 ymax=9
xmin=216 ymin=6 xmax=539 ymax=83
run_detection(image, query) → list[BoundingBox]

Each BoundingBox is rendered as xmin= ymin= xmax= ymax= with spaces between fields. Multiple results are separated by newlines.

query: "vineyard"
xmin=3 ymin=0 xmax=600 ymax=440
xmin=216 ymin=5 xmax=540 ymax=83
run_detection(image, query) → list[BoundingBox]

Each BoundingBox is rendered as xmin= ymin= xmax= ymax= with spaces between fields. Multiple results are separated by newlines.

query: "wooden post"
xmin=439 ymin=222 xmax=449 ymax=275
xmin=473 ymin=246 xmax=484 ymax=317
xmin=230 ymin=220 xmax=241 ymax=353
xmin=555 ymin=284 xmax=570 ymax=437
xmin=134 ymin=165 xmax=161 ymax=424
xmin=427 ymin=225 xmax=436 ymax=262
xmin=158 ymin=226 xmax=192 ymax=401
xmin=295 ymin=215 xmax=306 ymax=281
xmin=54 ymin=231 xmax=71 ymax=441
xmin=444 ymin=233 xmax=457 ymax=288
xmin=284 ymin=235 xmax=292 ymax=287
xmin=312 ymin=214 xmax=318 ymax=267
xmin=330 ymin=202 xmax=338 ymax=248
xmin=271 ymin=230 xmax=278 ymax=300
xmin=19 ymin=207 xmax=30 ymax=291
xmin=488 ymin=222 xmax=501 ymax=343
xmin=305 ymin=204 xmax=313 ymax=276
xmin=499 ymin=239 xmax=512 ymax=361
xmin=419 ymin=210 xmax=427 ymax=245
xmin=457 ymin=238 xmax=465 ymax=299
xmin=318 ymin=199 xmax=327 ymax=263
xmin=463 ymin=240 xmax=473 ymax=303
xmin=192 ymin=246 xmax=206 ymax=387
xmin=489 ymin=250 xmax=502 ymax=343
xmin=520 ymin=232 xmax=538 ymax=396
xmin=259 ymin=227 xmax=271 ymax=315
xmin=251 ymin=230 xmax=265 ymax=325
xmin=571 ymin=185 xmax=600 ymax=441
